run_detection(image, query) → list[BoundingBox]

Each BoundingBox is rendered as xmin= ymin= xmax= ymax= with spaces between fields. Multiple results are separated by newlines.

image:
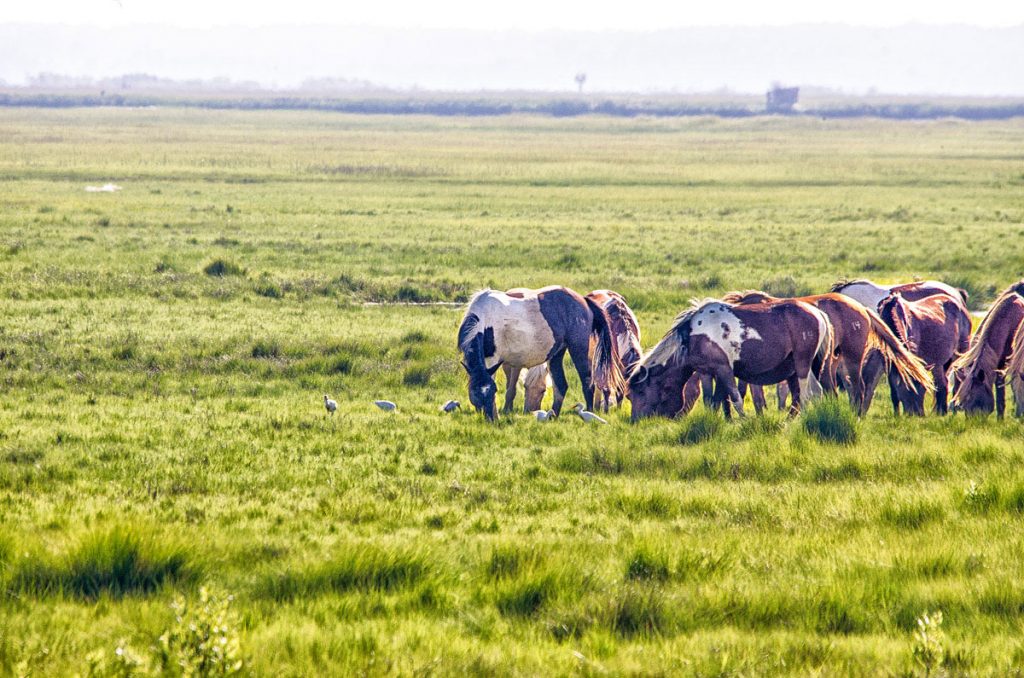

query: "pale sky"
xmin=3 ymin=0 xmax=1022 ymax=29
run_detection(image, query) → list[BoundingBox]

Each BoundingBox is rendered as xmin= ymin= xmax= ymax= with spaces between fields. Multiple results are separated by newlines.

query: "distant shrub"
xmin=202 ymin=258 xmax=245 ymax=277
xmin=250 ymin=340 xmax=281 ymax=359
xmin=254 ymin=280 xmax=284 ymax=299
xmin=802 ymin=398 xmax=858 ymax=445
xmin=761 ymin=275 xmax=810 ymax=298
xmin=403 ymin=364 xmax=432 ymax=386
xmin=678 ymin=411 xmax=723 ymax=445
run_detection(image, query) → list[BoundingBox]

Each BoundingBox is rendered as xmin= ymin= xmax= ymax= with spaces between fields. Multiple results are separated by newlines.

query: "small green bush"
xmin=802 ymin=397 xmax=858 ymax=445
xmin=202 ymin=258 xmax=245 ymax=277
xmin=157 ymin=587 xmax=244 ymax=677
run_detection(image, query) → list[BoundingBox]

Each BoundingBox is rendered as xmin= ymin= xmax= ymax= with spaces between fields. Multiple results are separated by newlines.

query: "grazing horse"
xmin=878 ymin=292 xmax=971 ymax=415
xmin=522 ymin=364 xmax=551 ymax=412
xmin=951 ymin=281 xmax=1024 ymax=417
xmin=587 ymin=290 xmax=643 ymax=412
xmin=1004 ymin=322 xmax=1024 ymax=417
xmin=721 ymin=290 xmax=933 ymax=415
xmin=458 ymin=287 xmax=624 ymax=420
xmin=830 ymin=278 xmax=969 ymax=311
xmin=628 ymin=298 xmax=833 ymax=419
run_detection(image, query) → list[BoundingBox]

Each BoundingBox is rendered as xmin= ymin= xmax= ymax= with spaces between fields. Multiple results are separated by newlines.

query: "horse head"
xmin=461 ymin=334 xmax=503 ymax=421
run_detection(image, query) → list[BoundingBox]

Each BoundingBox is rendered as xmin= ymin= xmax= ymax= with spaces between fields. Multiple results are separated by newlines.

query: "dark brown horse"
xmin=878 ymin=292 xmax=971 ymax=415
xmin=628 ymin=298 xmax=833 ymax=419
xmin=951 ymin=281 xmax=1024 ymax=417
xmin=721 ymin=290 xmax=933 ymax=415
xmin=459 ymin=287 xmax=624 ymax=420
xmin=587 ymin=290 xmax=643 ymax=412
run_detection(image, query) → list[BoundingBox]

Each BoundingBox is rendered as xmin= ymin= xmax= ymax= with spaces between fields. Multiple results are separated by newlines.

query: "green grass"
xmin=0 ymin=107 xmax=1023 ymax=675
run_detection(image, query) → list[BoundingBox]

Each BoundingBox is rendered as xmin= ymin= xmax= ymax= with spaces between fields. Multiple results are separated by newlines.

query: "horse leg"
xmin=887 ymin=371 xmax=901 ymax=416
xmin=996 ymin=373 xmax=1006 ymax=420
xmin=933 ymin=365 xmax=949 ymax=416
xmin=776 ymin=382 xmax=790 ymax=411
xmin=714 ymin=371 xmax=744 ymax=417
xmin=860 ymin=349 xmax=886 ymax=415
xmin=567 ymin=339 xmax=596 ymax=412
xmin=786 ymin=375 xmax=801 ymax=417
xmin=700 ymin=373 xmax=715 ymax=409
xmin=749 ymin=384 xmax=766 ymax=415
xmin=547 ymin=349 xmax=569 ymax=417
xmin=840 ymin=354 xmax=864 ymax=415
xmin=502 ymin=365 xmax=522 ymax=414
xmin=717 ymin=378 xmax=733 ymax=420
xmin=602 ymin=389 xmax=611 ymax=414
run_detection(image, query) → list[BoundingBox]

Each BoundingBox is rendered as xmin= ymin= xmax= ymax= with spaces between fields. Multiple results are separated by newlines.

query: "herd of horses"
xmin=456 ymin=278 xmax=1024 ymax=422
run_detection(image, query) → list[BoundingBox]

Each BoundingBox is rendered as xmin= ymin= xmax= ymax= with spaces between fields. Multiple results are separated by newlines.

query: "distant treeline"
xmin=2 ymin=92 xmax=1023 ymax=120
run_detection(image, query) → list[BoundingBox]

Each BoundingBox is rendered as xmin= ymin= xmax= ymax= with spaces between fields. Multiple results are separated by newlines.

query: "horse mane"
xmin=638 ymin=298 xmax=720 ymax=369
xmin=829 ymin=277 xmax=873 ymax=294
xmin=458 ymin=289 xmax=492 ymax=349
xmin=604 ymin=296 xmax=641 ymax=341
xmin=722 ymin=289 xmax=778 ymax=305
xmin=950 ymin=280 xmax=1024 ymax=375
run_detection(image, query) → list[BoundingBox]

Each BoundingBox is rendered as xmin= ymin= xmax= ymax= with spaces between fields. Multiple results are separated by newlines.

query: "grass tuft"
xmin=802 ymin=397 xmax=858 ymax=445
xmin=256 ymin=545 xmax=430 ymax=600
xmin=677 ymin=411 xmax=724 ymax=445
xmin=8 ymin=526 xmax=195 ymax=599
xmin=202 ymin=258 xmax=246 ymax=277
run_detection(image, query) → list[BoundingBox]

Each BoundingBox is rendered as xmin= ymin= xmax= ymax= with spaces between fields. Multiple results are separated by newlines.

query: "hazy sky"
xmin=3 ymin=0 xmax=1022 ymax=29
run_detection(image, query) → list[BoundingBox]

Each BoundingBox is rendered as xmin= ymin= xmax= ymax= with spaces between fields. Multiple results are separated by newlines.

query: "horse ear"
xmin=487 ymin=360 xmax=504 ymax=376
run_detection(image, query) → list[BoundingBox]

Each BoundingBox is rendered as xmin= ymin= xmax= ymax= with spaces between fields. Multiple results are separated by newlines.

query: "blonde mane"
xmin=636 ymin=298 xmax=723 ymax=369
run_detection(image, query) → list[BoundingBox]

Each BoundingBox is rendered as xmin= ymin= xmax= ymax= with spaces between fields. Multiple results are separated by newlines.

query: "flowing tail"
xmin=864 ymin=309 xmax=934 ymax=393
xmin=585 ymin=297 xmax=626 ymax=400
xmin=1004 ymin=324 xmax=1024 ymax=414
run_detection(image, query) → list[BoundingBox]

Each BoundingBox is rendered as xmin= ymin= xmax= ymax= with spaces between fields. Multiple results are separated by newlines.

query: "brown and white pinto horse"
xmin=721 ymin=290 xmax=933 ymax=415
xmin=830 ymin=278 xmax=970 ymax=312
xmin=628 ymin=298 xmax=833 ymax=419
xmin=458 ymin=287 xmax=624 ymax=420
xmin=878 ymin=292 xmax=971 ymax=415
xmin=951 ymin=281 xmax=1024 ymax=417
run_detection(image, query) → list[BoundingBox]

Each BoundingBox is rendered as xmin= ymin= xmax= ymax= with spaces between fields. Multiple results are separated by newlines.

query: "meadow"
xmin=1 ymin=107 xmax=1024 ymax=676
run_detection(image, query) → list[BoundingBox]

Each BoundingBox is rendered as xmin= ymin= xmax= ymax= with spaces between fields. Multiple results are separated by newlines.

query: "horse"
xmin=458 ymin=287 xmax=624 ymax=420
xmin=1004 ymin=322 xmax=1024 ymax=417
xmin=721 ymin=290 xmax=933 ymax=415
xmin=522 ymin=364 xmax=551 ymax=412
xmin=877 ymin=292 xmax=971 ymax=415
xmin=950 ymin=281 xmax=1024 ymax=417
xmin=830 ymin=278 xmax=969 ymax=311
xmin=586 ymin=290 xmax=643 ymax=412
xmin=628 ymin=297 xmax=834 ymax=419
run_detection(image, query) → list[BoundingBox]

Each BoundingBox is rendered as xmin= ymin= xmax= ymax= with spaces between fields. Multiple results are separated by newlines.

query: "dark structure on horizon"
xmin=766 ymin=85 xmax=799 ymax=113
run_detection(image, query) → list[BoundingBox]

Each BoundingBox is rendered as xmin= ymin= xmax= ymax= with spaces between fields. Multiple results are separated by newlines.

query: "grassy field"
xmin=1 ymin=107 xmax=1024 ymax=676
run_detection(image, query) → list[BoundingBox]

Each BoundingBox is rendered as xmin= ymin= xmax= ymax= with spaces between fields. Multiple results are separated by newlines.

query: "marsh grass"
xmin=2 ymin=108 xmax=1024 ymax=675
xmin=802 ymin=397 xmax=859 ymax=445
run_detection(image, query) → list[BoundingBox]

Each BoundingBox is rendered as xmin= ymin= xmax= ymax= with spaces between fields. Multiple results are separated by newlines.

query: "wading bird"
xmin=374 ymin=400 xmax=397 ymax=411
xmin=323 ymin=395 xmax=337 ymax=415
xmin=572 ymin=403 xmax=608 ymax=424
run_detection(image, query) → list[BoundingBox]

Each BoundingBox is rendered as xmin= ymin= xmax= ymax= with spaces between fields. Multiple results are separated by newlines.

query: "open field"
xmin=1 ymin=108 xmax=1024 ymax=675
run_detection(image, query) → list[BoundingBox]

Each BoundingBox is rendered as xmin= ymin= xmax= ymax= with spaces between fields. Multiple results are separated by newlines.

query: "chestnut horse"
xmin=951 ymin=280 xmax=1024 ymax=417
xmin=459 ymin=287 xmax=624 ymax=420
xmin=587 ymin=290 xmax=643 ymax=412
xmin=878 ymin=292 xmax=971 ymax=415
xmin=628 ymin=298 xmax=833 ymax=419
xmin=721 ymin=290 xmax=933 ymax=415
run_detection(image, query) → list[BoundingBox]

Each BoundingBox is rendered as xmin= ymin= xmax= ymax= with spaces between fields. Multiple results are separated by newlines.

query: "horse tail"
xmin=585 ymin=296 xmax=625 ymax=398
xmin=864 ymin=309 xmax=934 ymax=393
xmin=1006 ymin=325 xmax=1024 ymax=413
xmin=957 ymin=288 xmax=970 ymax=308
